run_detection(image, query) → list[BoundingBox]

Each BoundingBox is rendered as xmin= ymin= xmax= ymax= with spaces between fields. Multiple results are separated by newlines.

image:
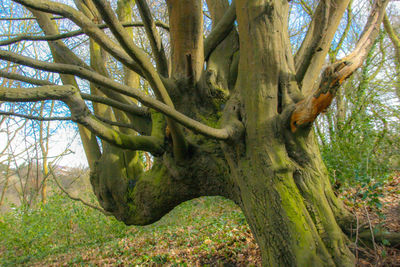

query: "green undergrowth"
xmin=0 ymin=194 xmax=260 ymax=266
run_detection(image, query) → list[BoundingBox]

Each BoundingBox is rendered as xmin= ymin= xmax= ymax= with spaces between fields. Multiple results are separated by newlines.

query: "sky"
xmin=0 ymin=121 xmax=89 ymax=168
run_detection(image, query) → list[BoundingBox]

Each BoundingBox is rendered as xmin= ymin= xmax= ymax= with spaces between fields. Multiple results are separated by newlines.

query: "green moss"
xmin=197 ymin=112 xmax=222 ymax=129
xmin=150 ymin=110 xmax=166 ymax=139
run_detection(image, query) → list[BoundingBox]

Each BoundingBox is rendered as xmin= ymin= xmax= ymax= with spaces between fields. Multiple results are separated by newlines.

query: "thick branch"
xmin=0 ymin=69 xmax=148 ymax=117
xmin=91 ymin=0 xmax=172 ymax=104
xmin=0 ymin=85 xmax=164 ymax=154
xmin=13 ymin=0 xmax=145 ymax=77
xmin=0 ymin=51 xmax=236 ymax=140
xmin=204 ymin=0 xmax=236 ymax=60
xmin=290 ymin=0 xmax=390 ymax=132
xmin=167 ymin=0 xmax=204 ymax=82
xmin=82 ymin=93 xmax=149 ymax=117
xmin=93 ymin=0 xmax=187 ymax=159
xmin=294 ymin=0 xmax=351 ymax=94
xmin=329 ymin=1 xmax=353 ymax=62
xmin=136 ymin=0 xmax=169 ymax=76
xmin=0 ymin=21 xmax=169 ymax=47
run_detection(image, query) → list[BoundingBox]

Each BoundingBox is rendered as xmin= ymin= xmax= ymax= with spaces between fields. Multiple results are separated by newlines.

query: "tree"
xmin=0 ymin=0 xmax=395 ymax=265
xmin=383 ymin=9 xmax=400 ymax=98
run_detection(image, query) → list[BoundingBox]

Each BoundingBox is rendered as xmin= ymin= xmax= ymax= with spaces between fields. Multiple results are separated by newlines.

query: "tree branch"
xmin=91 ymin=0 xmax=171 ymax=103
xmin=13 ymin=0 xmax=145 ymax=77
xmin=0 ymin=111 xmax=71 ymax=121
xmin=294 ymin=0 xmax=351 ymax=94
xmin=0 ymin=85 xmax=165 ymax=154
xmin=49 ymin=165 xmax=111 ymax=216
xmin=299 ymin=0 xmax=313 ymax=16
xmin=0 ymin=67 xmax=149 ymax=118
xmin=0 ymin=21 xmax=168 ymax=47
xmin=94 ymin=114 xmax=137 ymax=129
xmin=329 ymin=0 xmax=353 ymax=62
xmin=0 ymin=110 xmax=135 ymax=129
xmin=0 ymin=16 xmax=64 ymax=21
xmin=383 ymin=13 xmax=400 ymax=97
xmin=204 ymin=0 xmax=236 ymax=60
xmin=0 ymin=51 xmax=236 ymax=140
xmin=28 ymin=9 xmax=102 ymax=169
xmin=136 ymin=0 xmax=169 ymax=77
xmin=290 ymin=0 xmax=390 ymax=133
xmin=383 ymin=14 xmax=400 ymax=56
xmin=0 ymin=69 xmax=53 ymax=86
xmin=91 ymin=0 xmax=188 ymax=159
xmin=81 ymin=93 xmax=149 ymax=118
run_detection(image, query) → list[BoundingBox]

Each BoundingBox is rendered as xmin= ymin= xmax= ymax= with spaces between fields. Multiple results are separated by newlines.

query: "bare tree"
xmin=0 ymin=0 xmax=396 ymax=265
xmin=383 ymin=11 xmax=400 ymax=98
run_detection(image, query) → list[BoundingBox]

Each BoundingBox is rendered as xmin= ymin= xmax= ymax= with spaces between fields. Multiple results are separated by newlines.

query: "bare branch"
xmin=49 ymin=165 xmax=111 ymax=216
xmin=0 ymin=111 xmax=71 ymax=121
xmin=93 ymin=0 xmax=189 ymax=159
xmin=0 ymin=70 xmax=53 ymax=86
xmin=204 ymin=0 xmax=236 ymax=60
xmin=329 ymin=1 xmax=353 ymax=62
xmin=0 ymin=21 xmax=169 ymax=47
xmin=82 ymin=93 xmax=149 ymax=117
xmin=290 ymin=0 xmax=390 ymax=132
xmin=136 ymin=0 xmax=169 ymax=76
xmin=0 ymin=69 xmax=149 ymax=118
xmin=294 ymin=0 xmax=351 ymax=94
xmin=299 ymin=0 xmax=313 ymax=16
xmin=0 ymin=52 xmax=236 ymax=140
xmin=0 ymin=16 xmax=64 ymax=21
xmin=383 ymin=13 xmax=400 ymax=61
xmin=13 ymin=0 xmax=145 ymax=77
xmin=0 ymin=85 xmax=165 ymax=154
xmin=94 ymin=115 xmax=137 ymax=129
xmin=91 ymin=0 xmax=173 ymax=106
xmin=0 ymin=111 xmax=139 ymax=129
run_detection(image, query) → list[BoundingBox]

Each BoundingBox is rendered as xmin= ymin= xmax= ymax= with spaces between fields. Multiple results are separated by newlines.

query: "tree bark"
xmin=216 ymin=1 xmax=355 ymax=265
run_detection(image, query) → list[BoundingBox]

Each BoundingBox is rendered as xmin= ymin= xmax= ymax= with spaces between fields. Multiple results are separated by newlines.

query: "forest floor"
xmin=341 ymin=172 xmax=400 ymax=266
xmin=1 ymin=173 xmax=399 ymax=266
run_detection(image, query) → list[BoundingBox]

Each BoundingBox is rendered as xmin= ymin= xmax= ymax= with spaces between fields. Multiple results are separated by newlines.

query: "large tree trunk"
xmin=220 ymin=1 xmax=355 ymax=265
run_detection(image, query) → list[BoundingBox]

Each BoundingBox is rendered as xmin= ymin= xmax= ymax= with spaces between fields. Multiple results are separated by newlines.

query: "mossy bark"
xmin=220 ymin=1 xmax=354 ymax=265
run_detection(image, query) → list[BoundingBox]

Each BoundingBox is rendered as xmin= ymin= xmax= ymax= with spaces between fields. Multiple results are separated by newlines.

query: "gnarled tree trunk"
xmin=0 ymin=0 xmax=391 ymax=265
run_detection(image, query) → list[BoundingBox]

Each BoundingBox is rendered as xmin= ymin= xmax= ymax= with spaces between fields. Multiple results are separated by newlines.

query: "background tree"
xmin=0 ymin=0 xmax=398 ymax=265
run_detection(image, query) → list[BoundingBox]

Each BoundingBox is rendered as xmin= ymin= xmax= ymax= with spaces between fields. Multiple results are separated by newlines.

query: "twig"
xmin=364 ymin=206 xmax=378 ymax=261
xmin=355 ymin=212 xmax=360 ymax=264
xmin=0 ymin=16 xmax=64 ymax=21
xmin=48 ymin=164 xmax=111 ymax=216
xmin=0 ymin=111 xmax=72 ymax=121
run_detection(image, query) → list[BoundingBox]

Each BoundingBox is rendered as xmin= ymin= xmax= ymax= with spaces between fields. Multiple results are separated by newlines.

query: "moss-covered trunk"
xmin=222 ymin=1 xmax=355 ymax=265
xmin=224 ymin=132 xmax=354 ymax=266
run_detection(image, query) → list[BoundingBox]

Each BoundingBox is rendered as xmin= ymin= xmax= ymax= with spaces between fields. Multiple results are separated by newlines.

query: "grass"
xmin=0 ymin=194 xmax=260 ymax=266
xmin=2 ymin=173 xmax=399 ymax=266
